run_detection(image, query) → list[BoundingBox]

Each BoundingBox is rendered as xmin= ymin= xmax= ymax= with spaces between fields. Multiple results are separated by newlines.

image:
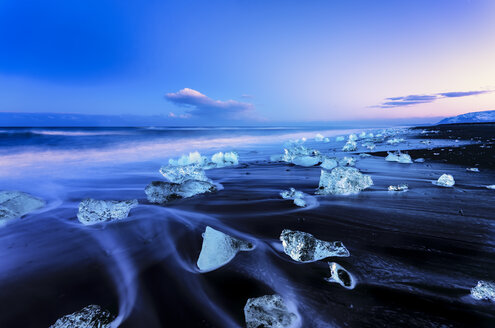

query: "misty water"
xmin=0 ymin=126 xmax=494 ymax=327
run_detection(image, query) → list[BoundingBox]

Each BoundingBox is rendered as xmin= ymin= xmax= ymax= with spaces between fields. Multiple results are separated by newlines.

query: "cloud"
xmin=375 ymin=89 xmax=492 ymax=108
xmin=165 ymin=88 xmax=256 ymax=120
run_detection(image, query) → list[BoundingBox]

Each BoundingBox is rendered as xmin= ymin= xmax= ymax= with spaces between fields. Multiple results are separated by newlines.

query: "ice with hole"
xmin=197 ymin=226 xmax=254 ymax=272
xmin=280 ymin=229 xmax=349 ymax=263
xmin=325 ymin=262 xmax=356 ymax=289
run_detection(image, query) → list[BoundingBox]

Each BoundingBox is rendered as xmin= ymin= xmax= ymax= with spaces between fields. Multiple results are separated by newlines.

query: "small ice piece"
xmin=466 ymin=167 xmax=480 ymax=172
xmin=385 ymin=151 xmax=412 ymax=164
xmin=388 ymin=184 xmax=409 ymax=192
xmin=211 ymin=151 xmax=239 ymax=167
xmin=49 ymin=304 xmax=114 ymax=328
xmin=314 ymin=133 xmax=325 ymax=142
xmin=339 ymin=156 xmax=356 ymax=167
xmin=291 ymin=156 xmax=320 ymax=167
xmin=197 ymin=226 xmax=253 ymax=272
xmin=386 ymin=137 xmax=405 ymax=145
xmin=359 ymin=131 xmax=367 ymax=139
xmin=323 ymin=137 xmax=330 ymax=143
xmin=324 ymin=262 xmax=356 ymax=290
xmin=359 ymin=153 xmax=371 ymax=158
xmin=145 ymin=180 xmax=216 ymax=204
xmin=470 ymin=281 xmax=495 ymax=302
xmin=320 ymin=157 xmax=338 ymax=170
xmin=336 ymin=136 xmax=345 ymax=142
xmin=159 ymin=164 xmax=210 ymax=183
xmin=168 ymin=151 xmax=208 ymax=166
xmin=77 ymin=199 xmax=138 ymax=225
xmin=316 ymin=167 xmax=373 ymax=196
xmin=487 ymin=185 xmax=495 ymax=190
xmin=244 ymin=294 xmax=298 ymax=328
xmin=0 ymin=191 xmax=45 ymax=225
xmin=280 ymin=188 xmax=307 ymax=207
xmin=433 ymin=174 xmax=455 ymax=187
xmin=348 ymin=133 xmax=358 ymax=141
xmin=362 ymin=142 xmax=376 ymax=150
xmin=414 ymin=158 xmax=425 ymax=163
xmin=280 ymin=229 xmax=350 ymax=262
xmin=342 ymin=140 xmax=357 ymax=152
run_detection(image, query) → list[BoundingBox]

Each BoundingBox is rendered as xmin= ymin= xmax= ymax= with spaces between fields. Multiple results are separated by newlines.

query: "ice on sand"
xmin=470 ymin=281 xmax=495 ymax=302
xmin=244 ymin=295 xmax=298 ymax=328
xmin=280 ymin=188 xmax=307 ymax=207
xmin=0 ymin=191 xmax=45 ymax=226
xmin=316 ymin=167 xmax=373 ymax=196
xmin=280 ymin=229 xmax=349 ymax=263
xmin=385 ymin=151 xmax=412 ymax=164
xmin=145 ymin=180 xmax=216 ymax=204
xmin=49 ymin=305 xmax=114 ymax=328
xmin=77 ymin=199 xmax=138 ymax=225
xmin=433 ymin=174 xmax=455 ymax=187
xmin=197 ymin=226 xmax=253 ymax=272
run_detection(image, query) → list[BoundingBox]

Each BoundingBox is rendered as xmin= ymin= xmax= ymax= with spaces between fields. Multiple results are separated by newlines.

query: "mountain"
xmin=438 ymin=110 xmax=495 ymax=125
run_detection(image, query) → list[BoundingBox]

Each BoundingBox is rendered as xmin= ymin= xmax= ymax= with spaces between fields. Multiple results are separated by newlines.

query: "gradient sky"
xmin=1 ymin=0 xmax=494 ymax=123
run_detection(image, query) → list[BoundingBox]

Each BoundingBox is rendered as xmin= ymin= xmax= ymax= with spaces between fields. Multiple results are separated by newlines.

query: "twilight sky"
xmin=1 ymin=0 xmax=494 ymax=124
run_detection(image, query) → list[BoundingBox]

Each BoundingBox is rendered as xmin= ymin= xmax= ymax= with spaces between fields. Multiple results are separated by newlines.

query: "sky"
xmin=0 ymin=0 xmax=494 ymax=125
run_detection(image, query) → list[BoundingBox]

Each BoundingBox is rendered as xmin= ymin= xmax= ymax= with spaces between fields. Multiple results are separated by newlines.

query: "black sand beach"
xmin=0 ymin=125 xmax=494 ymax=327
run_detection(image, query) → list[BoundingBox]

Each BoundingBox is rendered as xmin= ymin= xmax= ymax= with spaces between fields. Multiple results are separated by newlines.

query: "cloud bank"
xmin=165 ymin=88 xmax=256 ymax=120
xmin=376 ymin=90 xmax=492 ymax=108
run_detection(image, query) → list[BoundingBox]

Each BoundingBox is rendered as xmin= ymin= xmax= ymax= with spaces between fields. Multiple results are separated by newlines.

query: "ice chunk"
xmin=433 ymin=174 xmax=455 ymax=187
xmin=168 ymin=151 xmax=208 ymax=166
xmin=359 ymin=131 xmax=367 ymax=139
xmin=77 ymin=199 xmax=138 ymax=225
xmin=145 ymin=180 xmax=216 ymax=204
xmin=324 ymin=262 xmax=356 ymax=289
xmin=280 ymin=229 xmax=349 ymax=263
xmin=159 ymin=164 xmax=210 ymax=183
xmin=359 ymin=153 xmax=371 ymax=158
xmin=388 ymin=184 xmax=409 ymax=192
xmin=470 ymin=281 xmax=495 ymax=302
xmin=244 ymin=294 xmax=298 ymax=328
xmin=342 ymin=140 xmax=357 ymax=152
xmin=348 ymin=134 xmax=358 ymax=141
xmin=336 ymin=136 xmax=345 ymax=142
xmin=316 ymin=167 xmax=373 ymax=196
xmin=320 ymin=157 xmax=338 ymax=170
xmin=197 ymin=226 xmax=253 ymax=272
xmin=487 ymin=185 xmax=495 ymax=190
xmin=291 ymin=155 xmax=320 ymax=167
xmin=280 ymin=188 xmax=307 ymax=207
xmin=387 ymin=137 xmax=405 ymax=145
xmin=0 ymin=191 xmax=45 ymax=225
xmin=385 ymin=151 xmax=412 ymax=164
xmin=339 ymin=156 xmax=356 ymax=167
xmin=49 ymin=304 xmax=114 ymax=328
xmin=414 ymin=158 xmax=425 ymax=163
xmin=314 ymin=133 xmax=325 ymax=142
xmin=211 ymin=151 xmax=239 ymax=167
xmin=466 ymin=167 xmax=480 ymax=172
xmin=362 ymin=142 xmax=376 ymax=150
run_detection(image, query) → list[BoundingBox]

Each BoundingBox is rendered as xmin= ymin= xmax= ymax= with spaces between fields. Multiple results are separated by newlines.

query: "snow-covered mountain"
xmin=438 ymin=110 xmax=495 ymax=124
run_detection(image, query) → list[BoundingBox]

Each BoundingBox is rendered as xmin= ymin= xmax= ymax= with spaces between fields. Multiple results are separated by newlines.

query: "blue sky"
xmin=1 ymin=0 xmax=494 ymax=124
